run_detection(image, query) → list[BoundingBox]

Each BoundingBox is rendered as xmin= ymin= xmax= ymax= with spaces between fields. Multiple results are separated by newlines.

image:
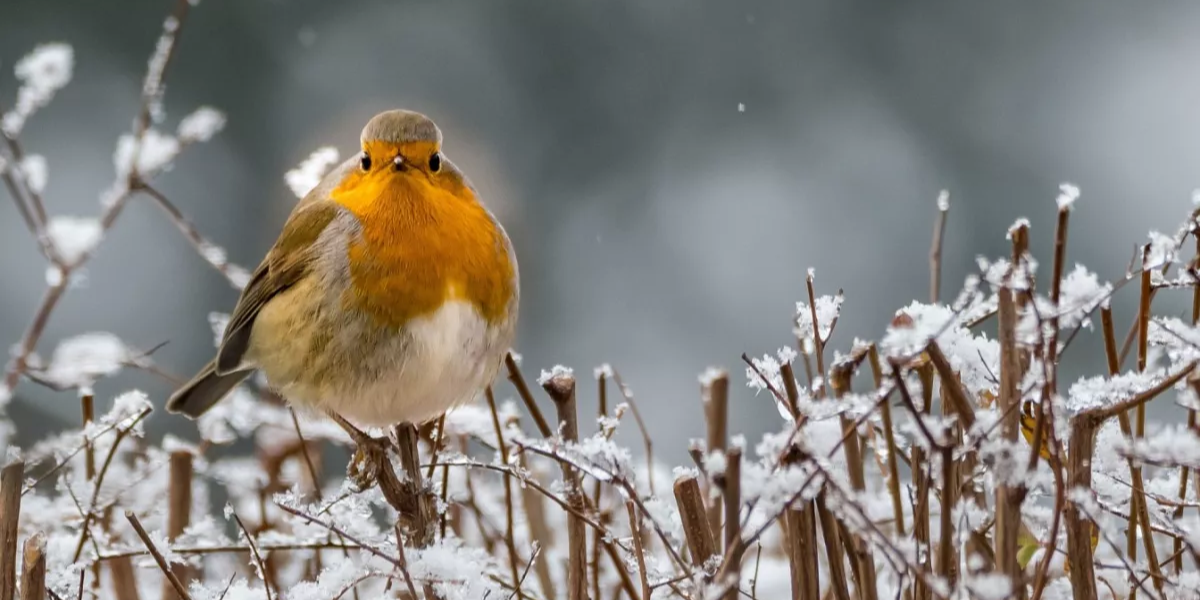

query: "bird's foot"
xmin=327 ymin=412 xmax=395 ymax=492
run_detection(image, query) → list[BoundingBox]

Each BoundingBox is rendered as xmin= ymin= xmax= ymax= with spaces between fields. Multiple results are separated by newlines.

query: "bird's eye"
xmin=359 ymin=152 xmax=372 ymax=171
xmin=428 ymin=152 xmax=442 ymax=173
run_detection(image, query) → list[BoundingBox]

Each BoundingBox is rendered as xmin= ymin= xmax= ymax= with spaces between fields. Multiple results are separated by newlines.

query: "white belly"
xmin=253 ymin=290 xmax=512 ymax=428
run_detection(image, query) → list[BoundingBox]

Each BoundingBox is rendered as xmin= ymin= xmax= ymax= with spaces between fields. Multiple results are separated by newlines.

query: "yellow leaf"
xmin=1016 ymin=542 xmax=1039 ymax=570
xmin=1019 ymin=402 xmax=1053 ymax=461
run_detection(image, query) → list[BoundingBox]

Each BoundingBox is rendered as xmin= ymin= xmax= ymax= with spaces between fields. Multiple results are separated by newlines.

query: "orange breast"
xmin=331 ymin=170 xmax=515 ymax=330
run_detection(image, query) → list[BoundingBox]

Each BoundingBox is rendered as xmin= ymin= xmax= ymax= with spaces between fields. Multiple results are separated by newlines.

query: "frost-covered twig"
xmin=124 ymin=511 xmax=192 ymax=600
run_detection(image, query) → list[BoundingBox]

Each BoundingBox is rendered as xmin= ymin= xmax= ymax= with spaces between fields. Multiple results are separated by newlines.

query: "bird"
xmin=166 ymin=109 xmax=519 ymax=439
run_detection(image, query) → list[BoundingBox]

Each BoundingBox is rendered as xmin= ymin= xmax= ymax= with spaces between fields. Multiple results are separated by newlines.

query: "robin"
xmin=166 ymin=109 xmax=519 ymax=439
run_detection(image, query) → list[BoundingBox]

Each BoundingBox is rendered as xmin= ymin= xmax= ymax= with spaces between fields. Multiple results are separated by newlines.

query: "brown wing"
xmin=214 ymin=201 xmax=341 ymax=374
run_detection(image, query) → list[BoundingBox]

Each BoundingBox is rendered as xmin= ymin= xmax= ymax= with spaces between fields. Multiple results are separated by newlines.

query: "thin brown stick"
xmin=108 ymin=555 xmax=140 ymax=600
xmin=505 ymin=353 xmax=552 ymax=437
xmin=0 ymin=460 xmax=24 ymax=600
xmin=626 ymin=501 xmax=652 ymax=600
xmin=275 ymin=504 xmax=402 ymax=568
xmin=930 ymin=191 xmax=949 ymax=303
xmin=542 ymin=372 xmax=588 ymax=600
xmin=163 ymin=451 xmax=194 ymax=599
xmin=72 ymin=408 xmax=153 ymax=563
xmin=486 ymin=388 xmax=526 ymax=600
xmin=674 ymin=475 xmax=717 ymax=567
xmin=124 ymin=511 xmax=193 ymax=600
xmin=517 ymin=455 xmax=556 ymax=600
xmin=720 ymin=447 xmax=743 ymax=600
xmin=232 ymin=513 xmax=274 ymax=600
xmin=816 ymin=495 xmax=853 ymax=600
xmin=788 ymin=503 xmax=821 ymax=600
xmin=805 ymin=273 xmax=828 ymax=399
xmin=867 ymin=345 xmax=905 ymax=541
xmin=138 ymin=183 xmax=247 ymax=287
xmin=608 ymin=369 xmax=657 ymax=495
xmin=994 ymin=286 xmax=1024 ymax=591
xmin=20 ymin=532 xmax=46 ymax=600
xmin=392 ymin=523 xmax=421 ymax=599
xmin=288 ymin=409 xmax=323 ymax=500
xmin=936 ymin=445 xmax=956 ymax=589
xmin=703 ymin=370 xmax=729 ymax=540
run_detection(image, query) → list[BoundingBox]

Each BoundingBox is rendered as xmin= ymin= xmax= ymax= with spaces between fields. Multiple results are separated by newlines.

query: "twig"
xmin=137 ymin=183 xmax=247 ymax=288
xmin=124 ymin=511 xmax=193 ymax=600
xmin=288 ymin=409 xmax=323 ymax=500
xmin=703 ymin=370 xmax=729 ymax=540
xmin=232 ymin=512 xmax=274 ymax=600
xmin=72 ymin=407 xmax=153 ymax=563
xmin=391 ymin=523 xmax=421 ymax=599
xmin=674 ymin=475 xmax=717 ymax=568
xmin=0 ymin=460 xmax=24 ymax=600
xmin=625 ymin=500 xmax=653 ymax=600
xmin=541 ymin=372 xmax=588 ymax=600
xmin=720 ymin=447 xmax=742 ymax=600
xmin=505 ymin=352 xmax=552 ymax=437
xmin=506 ymin=544 xmax=541 ymax=600
xmin=20 ymin=532 xmax=46 ymax=600
xmin=608 ymin=369 xmax=657 ymax=495
xmin=486 ymin=388 xmax=526 ymax=600
xmin=164 ymin=451 xmax=194 ymax=598
xmin=930 ymin=191 xmax=949 ymax=303
xmin=274 ymin=503 xmax=402 ymax=569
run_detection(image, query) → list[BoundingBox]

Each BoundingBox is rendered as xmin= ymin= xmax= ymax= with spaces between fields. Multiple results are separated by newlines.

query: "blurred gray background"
xmin=3 ymin=0 xmax=1199 ymax=459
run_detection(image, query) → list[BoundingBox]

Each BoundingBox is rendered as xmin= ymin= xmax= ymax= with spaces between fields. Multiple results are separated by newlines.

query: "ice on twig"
xmin=40 ymin=332 xmax=131 ymax=391
xmin=114 ymin=129 xmax=180 ymax=178
xmin=177 ymin=106 xmax=226 ymax=143
xmin=795 ymin=292 xmax=843 ymax=342
xmin=937 ymin=189 xmax=950 ymax=211
xmin=1144 ymin=231 xmax=1177 ymax=270
xmin=1056 ymin=264 xmax=1112 ymax=330
xmin=537 ymin=364 xmax=574 ymax=385
xmin=285 ymin=146 xmax=340 ymax=198
xmin=18 ymin=154 xmax=48 ymax=195
xmin=1055 ymin=182 xmax=1080 ymax=210
xmin=1119 ymin=426 xmax=1200 ymax=469
xmin=2 ymin=43 xmax=74 ymax=135
xmin=46 ymin=215 xmax=102 ymax=264
xmin=1064 ymin=369 xmax=1165 ymax=415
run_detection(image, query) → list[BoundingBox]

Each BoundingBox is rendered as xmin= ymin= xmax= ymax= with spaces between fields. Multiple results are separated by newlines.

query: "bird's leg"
xmin=326 ymin=411 xmax=396 ymax=492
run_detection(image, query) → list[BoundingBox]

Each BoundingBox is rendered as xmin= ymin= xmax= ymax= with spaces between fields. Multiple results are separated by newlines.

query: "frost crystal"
xmin=704 ymin=449 xmax=727 ymax=475
xmin=285 ymin=146 xmax=340 ymax=198
xmin=114 ymin=129 xmax=180 ymax=177
xmin=1144 ymin=231 xmax=1177 ymax=270
xmin=537 ymin=364 xmax=574 ymax=385
xmin=1120 ymin=426 xmax=1200 ymax=468
xmin=18 ymin=154 xmax=48 ymax=195
xmin=1056 ymin=264 xmax=1111 ymax=329
xmin=1064 ymin=369 xmax=1164 ymax=415
xmin=2 ymin=43 xmax=74 ymax=135
xmin=177 ymin=106 xmax=226 ymax=143
xmin=698 ymin=366 xmax=726 ymax=385
xmin=46 ymin=215 xmax=102 ymax=264
xmin=41 ymin=332 xmax=130 ymax=390
xmin=1055 ymin=182 xmax=1080 ymax=209
xmin=795 ymin=291 xmax=843 ymax=342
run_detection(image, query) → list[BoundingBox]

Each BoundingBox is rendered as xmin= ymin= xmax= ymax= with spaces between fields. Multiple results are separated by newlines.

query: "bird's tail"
xmin=166 ymin=358 xmax=253 ymax=418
